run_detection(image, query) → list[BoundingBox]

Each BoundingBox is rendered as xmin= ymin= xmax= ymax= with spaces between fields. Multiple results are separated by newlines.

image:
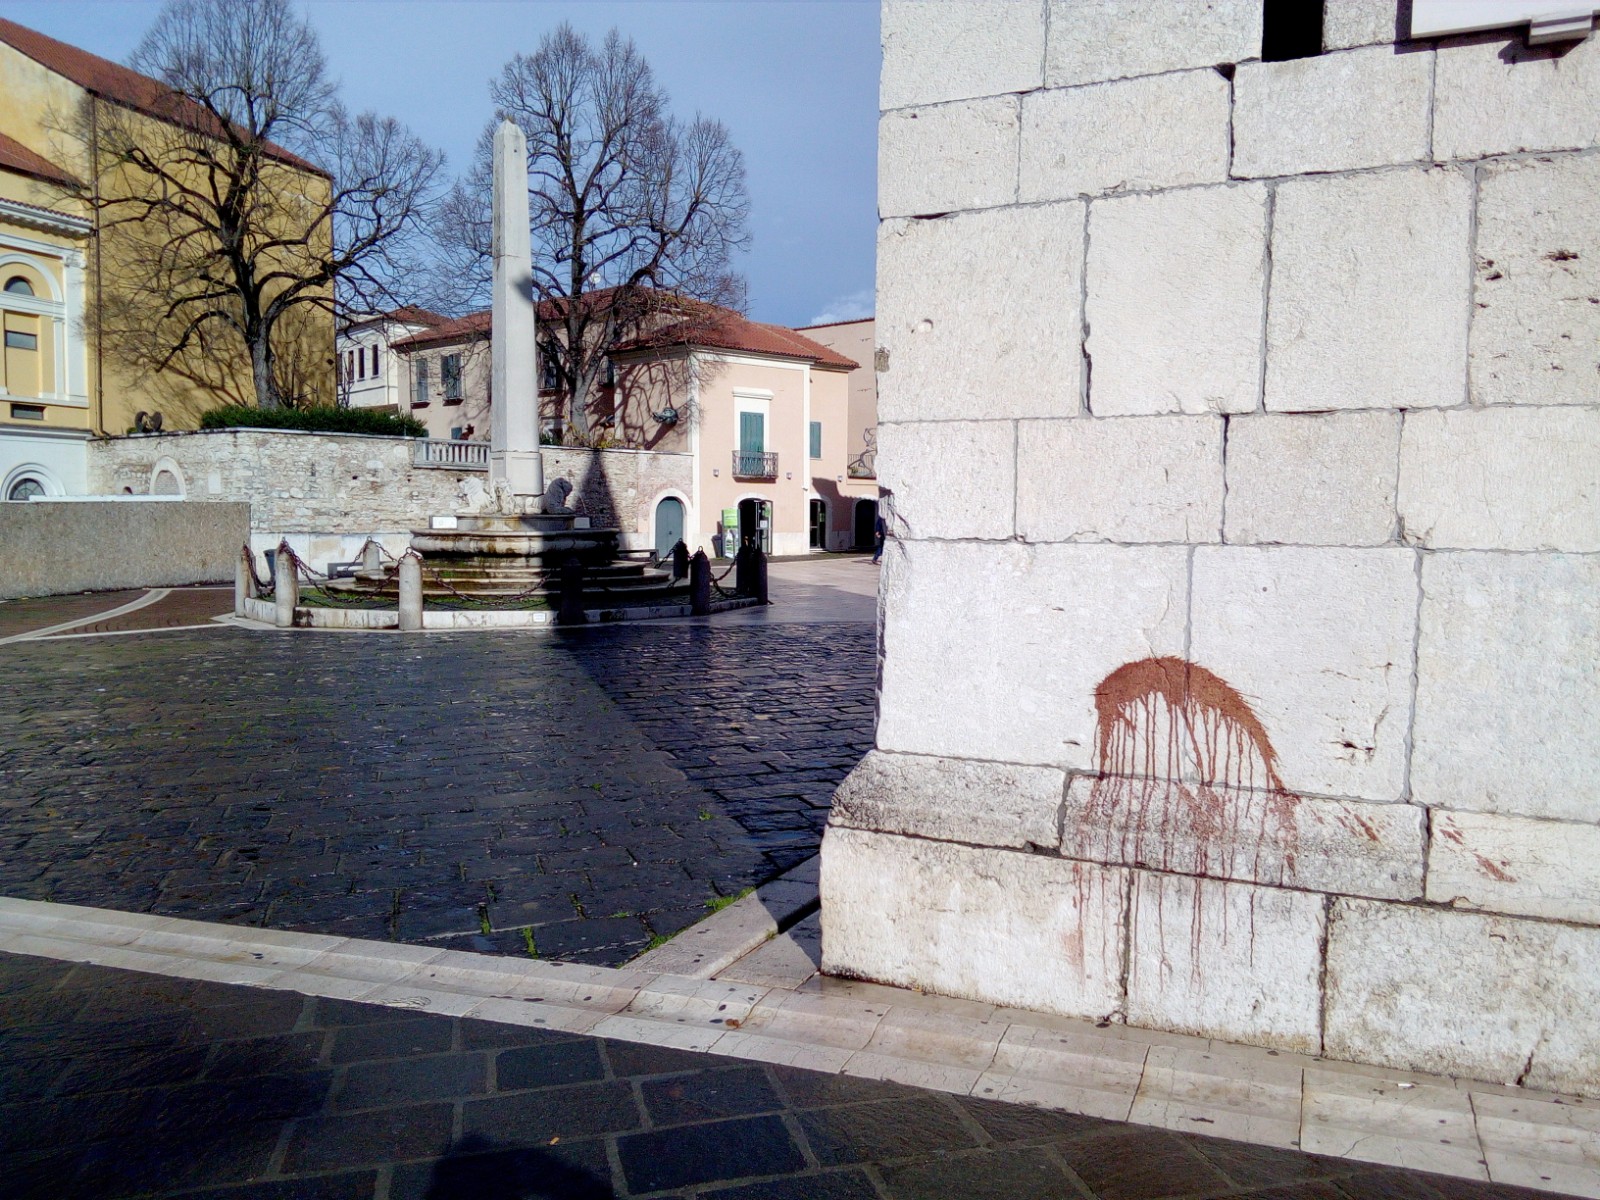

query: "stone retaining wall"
xmin=87 ymin=430 xmax=693 ymax=567
xmin=0 ymin=499 xmax=247 ymax=599
xmin=824 ymin=1 xmax=1600 ymax=1095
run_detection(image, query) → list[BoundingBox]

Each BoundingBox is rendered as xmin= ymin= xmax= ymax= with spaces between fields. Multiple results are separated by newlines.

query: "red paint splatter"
xmin=1078 ymin=657 xmax=1303 ymax=977
xmin=1475 ymin=854 xmax=1517 ymax=883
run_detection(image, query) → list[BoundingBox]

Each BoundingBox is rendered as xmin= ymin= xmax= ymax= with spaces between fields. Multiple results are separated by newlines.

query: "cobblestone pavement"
xmin=0 ymin=623 xmax=874 ymax=965
xmin=0 ymin=950 xmax=1562 ymax=1200
xmin=0 ymin=588 xmax=146 ymax=639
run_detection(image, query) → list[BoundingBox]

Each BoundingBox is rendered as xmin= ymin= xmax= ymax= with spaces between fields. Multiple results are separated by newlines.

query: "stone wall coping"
xmin=95 ymin=428 xmax=693 ymax=458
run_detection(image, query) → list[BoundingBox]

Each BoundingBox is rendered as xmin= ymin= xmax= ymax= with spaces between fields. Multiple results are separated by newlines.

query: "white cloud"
xmin=805 ymin=288 xmax=874 ymax=326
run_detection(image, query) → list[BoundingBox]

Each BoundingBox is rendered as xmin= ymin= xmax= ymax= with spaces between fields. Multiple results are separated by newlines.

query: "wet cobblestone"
xmin=0 ymin=624 xmax=874 ymax=964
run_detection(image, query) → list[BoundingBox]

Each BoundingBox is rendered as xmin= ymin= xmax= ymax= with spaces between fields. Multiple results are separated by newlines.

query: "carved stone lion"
xmin=543 ymin=477 xmax=575 ymax=515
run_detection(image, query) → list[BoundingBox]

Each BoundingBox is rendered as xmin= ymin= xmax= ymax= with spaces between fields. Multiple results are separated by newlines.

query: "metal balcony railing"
xmin=732 ymin=450 xmax=778 ymax=479
xmin=412 ymin=439 xmax=489 ymax=470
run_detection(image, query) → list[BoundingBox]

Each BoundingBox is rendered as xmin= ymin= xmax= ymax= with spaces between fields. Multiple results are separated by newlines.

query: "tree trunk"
xmin=250 ymin=331 xmax=281 ymax=409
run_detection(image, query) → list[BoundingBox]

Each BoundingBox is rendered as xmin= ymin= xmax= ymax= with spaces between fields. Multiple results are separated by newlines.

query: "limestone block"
xmin=1019 ymin=71 xmax=1231 ymax=201
xmin=1189 ymin=547 xmax=1419 ymax=802
xmin=1061 ymin=776 xmax=1424 ymax=900
xmin=1014 ymin=415 xmax=1224 ymax=543
xmin=877 ymin=204 xmax=1084 ymax=422
xmin=1126 ymin=873 xmax=1324 ymax=1052
xmin=1322 ymin=0 xmax=1400 ymax=49
xmin=1224 ymin=412 xmax=1400 ymax=547
xmin=1266 ymin=169 xmax=1471 ymax=412
xmin=877 ymin=539 xmax=1189 ymax=768
xmin=1086 ymin=184 xmax=1266 ymax=416
xmin=1429 ymin=810 xmax=1600 ymax=925
xmin=1410 ymin=552 xmax=1600 ymax=821
xmin=881 ymin=1 xmax=1045 ymax=109
xmin=879 ymin=98 xmax=1018 ymax=218
xmin=1045 ymin=0 xmax=1261 ymax=88
xmin=1434 ymin=34 xmax=1600 ymax=162
xmin=1233 ymin=47 xmax=1432 ymax=178
xmin=1398 ymin=408 xmax=1600 ymax=551
xmin=831 ymin=750 xmax=1065 ymax=850
xmin=1471 ymin=154 xmax=1600 ymax=408
xmin=1326 ymin=899 xmax=1600 ymax=1096
xmin=820 ymin=827 xmax=1128 ymax=1020
xmin=875 ymin=420 xmax=1015 ymax=541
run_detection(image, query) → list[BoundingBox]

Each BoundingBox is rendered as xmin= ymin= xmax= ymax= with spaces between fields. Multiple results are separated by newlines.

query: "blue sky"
xmin=2 ymin=0 xmax=881 ymax=328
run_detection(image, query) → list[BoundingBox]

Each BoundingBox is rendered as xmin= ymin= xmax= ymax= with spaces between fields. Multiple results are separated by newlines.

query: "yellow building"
xmin=0 ymin=16 xmax=334 ymax=498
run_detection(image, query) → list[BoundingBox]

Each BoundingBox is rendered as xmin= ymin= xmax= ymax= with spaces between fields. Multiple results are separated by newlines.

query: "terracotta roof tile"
xmin=391 ymin=309 xmax=490 ymax=349
xmin=0 ymin=131 xmax=78 ymax=188
xmin=616 ymin=311 xmax=860 ymax=370
xmin=0 ymin=17 xmax=326 ymax=177
xmin=391 ymin=295 xmax=859 ymax=371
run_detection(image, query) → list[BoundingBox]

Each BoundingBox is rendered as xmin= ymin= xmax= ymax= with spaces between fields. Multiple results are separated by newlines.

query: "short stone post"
xmin=398 ymin=553 xmax=424 ymax=631
xmin=556 ymin=555 xmax=588 ymax=625
xmin=273 ymin=541 xmax=298 ymax=628
xmin=733 ymin=542 xmax=752 ymax=597
xmin=752 ymin=545 xmax=769 ymax=605
xmin=690 ymin=549 xmax=711 ymax=616
xmin=235 ymin=545 xmax=255 ymax=616
xmin=359 ymin=539 xmax=384 ymax=581
xmin=671 ymin=539 xmax=689 ymax=581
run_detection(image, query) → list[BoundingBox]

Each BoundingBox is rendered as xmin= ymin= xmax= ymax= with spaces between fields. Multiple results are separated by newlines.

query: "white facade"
xmin=336 ymin=310 xmax=442 ymax=411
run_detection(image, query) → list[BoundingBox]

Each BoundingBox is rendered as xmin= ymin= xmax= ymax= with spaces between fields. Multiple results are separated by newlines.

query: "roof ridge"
xmin=0 ymin=16 xmax=327 ymax=178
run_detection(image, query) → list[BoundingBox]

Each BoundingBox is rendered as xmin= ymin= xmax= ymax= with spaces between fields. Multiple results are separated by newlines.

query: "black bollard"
xmin=671 ymin=539 xmax=689 ymax=581
xmin=690 ymin=549 xmax=711 ymax=615
xmin=733 ymin=540 xmax=752 ymax=597
xmin=752 ymin=544 xmax=769 ymax=604
xmin=556 ymin=555 xmax=588 ymax=625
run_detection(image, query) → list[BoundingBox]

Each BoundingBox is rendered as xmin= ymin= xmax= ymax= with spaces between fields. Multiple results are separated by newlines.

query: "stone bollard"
xmin=556 ymin=556 xmax=588 ymax=625
xmin=273 ymin=541 xmax=298 ymax=628
xmin=359 ymin=539 xmax=384 ymax=581
xmin=398 ymin=554 xmax=424 ymax=631
xmin=690 ymin=549 xmax=711 ymax=616
xmin=752 ymin=545 xmax=769 ymax=605
xmin=235 ymin=546 xmax=255 ymax=616
xmin=671 ymin=539 xmax=689 ymax=581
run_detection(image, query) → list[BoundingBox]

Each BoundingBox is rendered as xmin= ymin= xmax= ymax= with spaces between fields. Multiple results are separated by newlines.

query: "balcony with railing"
xmin=732 ymin=450 xmax=778 ymax=480
xmin=412 ymin=439 xmax=489 ymax=470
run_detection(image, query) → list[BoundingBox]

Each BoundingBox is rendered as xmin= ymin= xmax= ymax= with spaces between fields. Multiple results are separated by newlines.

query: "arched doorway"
xmin=654 ymin=496 xmax=685 ymax=560
xmin=808 ymin=498 xmax=828 ymax=550
xmin=853 ymin=498 xmax=878 ymax=550
xmin=737 ymin=497 xmax=772 ymax=554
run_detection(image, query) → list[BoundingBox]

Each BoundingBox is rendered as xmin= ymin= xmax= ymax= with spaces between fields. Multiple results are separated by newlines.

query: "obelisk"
xmin=489 ymin=118 xmax=543 ymax=506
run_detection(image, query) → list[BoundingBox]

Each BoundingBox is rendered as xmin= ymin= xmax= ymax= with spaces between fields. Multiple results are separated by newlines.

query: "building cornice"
xmin=0 ymin=196 xmax=91 ymax=237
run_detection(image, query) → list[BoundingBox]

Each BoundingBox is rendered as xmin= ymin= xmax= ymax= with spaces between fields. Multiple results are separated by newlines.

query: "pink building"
xmin=376 ymin=297 xmax=879 ymax=557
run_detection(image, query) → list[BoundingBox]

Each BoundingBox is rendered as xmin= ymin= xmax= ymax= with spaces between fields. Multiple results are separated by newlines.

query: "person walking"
xmin=871 ymin=511 xmax=887 ymax=564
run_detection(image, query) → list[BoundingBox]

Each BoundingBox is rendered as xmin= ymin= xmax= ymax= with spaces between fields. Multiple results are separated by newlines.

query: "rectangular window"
xmin=809 ymin=421 xmax=822 ymax=460
xmin=441 ymin=353 xmax=462 ymax=402
xmin=5 ymin=330 xmax=37 ymax=351
xmin=413 ymin=359 xmax=430 ymax=406
xmin=357 ymin=347 xmax=366 ymax=380
xmin=370 ymin=345 xmax=381 ymax=379
xmin=540 ymin=358 xmax=559 ymax=391
xmin=9 ymin=402 xmax=45 ymax=420
xmin=739 ymin=410 xmax=765 ymax=455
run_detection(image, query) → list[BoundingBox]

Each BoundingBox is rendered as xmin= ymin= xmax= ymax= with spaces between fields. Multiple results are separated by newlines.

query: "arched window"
xmin=3 ymin=276 xmax=34 ymax=296
xmin=7 ymin=476 xmax=45 ymax=501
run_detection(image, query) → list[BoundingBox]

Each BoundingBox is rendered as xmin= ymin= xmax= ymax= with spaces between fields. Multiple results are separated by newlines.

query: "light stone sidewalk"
xmin=2 ymin=861 xmax=1595 ymax=1198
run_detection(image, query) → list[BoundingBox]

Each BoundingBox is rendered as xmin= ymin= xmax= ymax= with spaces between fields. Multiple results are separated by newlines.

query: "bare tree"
xmin=73 ymin=0 xmax=444 ymax=410
xmin=433 ymin=23 xmax=750 ymax=443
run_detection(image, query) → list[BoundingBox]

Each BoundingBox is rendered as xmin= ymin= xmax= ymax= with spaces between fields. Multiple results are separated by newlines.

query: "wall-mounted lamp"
xmin=785 ymin=471 xmax=792 ymax=480
xmin=712 ymin=468 xmax=719 ymax=477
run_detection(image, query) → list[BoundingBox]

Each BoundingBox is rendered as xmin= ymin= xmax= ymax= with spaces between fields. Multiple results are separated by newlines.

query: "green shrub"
xmin=199 ymin=404 xmax=426 ymax=437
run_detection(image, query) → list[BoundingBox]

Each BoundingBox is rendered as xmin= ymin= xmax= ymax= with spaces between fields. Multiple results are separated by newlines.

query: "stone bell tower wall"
xmin=821 ymin=0 xmax=1600 ymax=1095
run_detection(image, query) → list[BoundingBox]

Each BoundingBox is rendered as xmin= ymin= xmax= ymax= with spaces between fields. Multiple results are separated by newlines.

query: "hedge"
xmin=199 ymin=404 xmax=427 ymax=437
